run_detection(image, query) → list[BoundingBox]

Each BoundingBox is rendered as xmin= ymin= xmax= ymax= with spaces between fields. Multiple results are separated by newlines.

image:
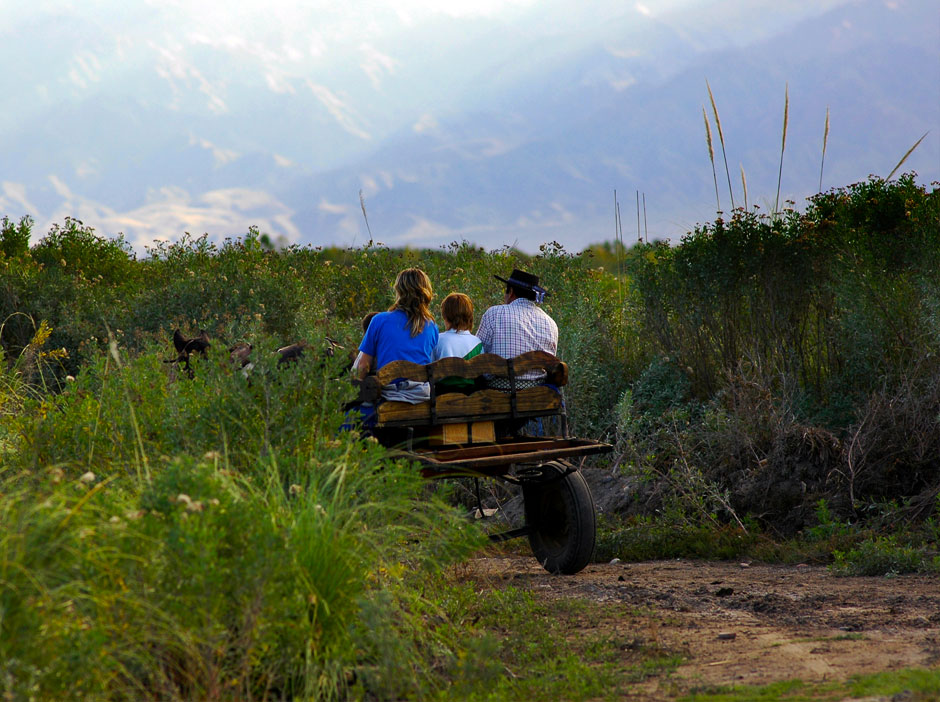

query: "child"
xmin=351 ymin=311 xmax=379 ymax=374
xmin=431 ymin=293 xmax=483 ymax=395
xmin=433 ymin=293 xmax=483 ymax=361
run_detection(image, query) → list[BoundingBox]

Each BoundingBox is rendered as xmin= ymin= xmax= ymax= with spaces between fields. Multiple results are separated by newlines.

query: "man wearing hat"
xmin=477 ymin=268 xmax=558 ymax=386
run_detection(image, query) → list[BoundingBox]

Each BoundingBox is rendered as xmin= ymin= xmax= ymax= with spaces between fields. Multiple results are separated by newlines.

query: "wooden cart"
xmin=354 ymin=351 xmax=612 ymax=575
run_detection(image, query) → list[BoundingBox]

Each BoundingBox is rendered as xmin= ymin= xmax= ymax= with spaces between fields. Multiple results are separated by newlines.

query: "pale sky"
xmin=2 ymin=0 xmax=935 ymax=252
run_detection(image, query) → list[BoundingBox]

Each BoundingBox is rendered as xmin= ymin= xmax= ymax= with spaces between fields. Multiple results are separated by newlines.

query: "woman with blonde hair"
xmin=355 ymin=268 xmax=439 ymax=403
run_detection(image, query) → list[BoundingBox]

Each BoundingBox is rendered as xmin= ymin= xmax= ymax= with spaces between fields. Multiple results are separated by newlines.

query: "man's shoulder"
xmin=541 ymin=307 xmax=558 ymax=325
xmin=480 ymin=303 xmax=510 ymax=321
xmin=517 ymin=299 xmax=555 ymax=320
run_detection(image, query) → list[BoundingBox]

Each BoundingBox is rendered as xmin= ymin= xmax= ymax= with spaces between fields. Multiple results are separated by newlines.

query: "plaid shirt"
xmin=477 ymin=299 xmax=558 ymax=379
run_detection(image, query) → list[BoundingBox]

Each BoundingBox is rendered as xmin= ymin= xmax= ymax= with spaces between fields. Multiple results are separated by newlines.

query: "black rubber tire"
xmin=522 ymin=461 xmax=596 ymax=575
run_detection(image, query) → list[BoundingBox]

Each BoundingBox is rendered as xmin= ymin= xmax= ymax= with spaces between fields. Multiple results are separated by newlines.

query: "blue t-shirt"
xmin=359 ymin=309 xmax=439 ymax=370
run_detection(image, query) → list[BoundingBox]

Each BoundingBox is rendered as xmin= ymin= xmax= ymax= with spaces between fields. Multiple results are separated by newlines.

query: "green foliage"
xmin=627 ymin=174 xmax=939 ymax=409
xmin=679 ymin=668 xmax=940 ymax=701
xmin=615 ymin=176 xmax=940 ymax=531
xmin=0 ymin=215 xmax=31 ymax=259
xmin=632 ymin=357 xmax=692 ymax=416
xmin=804 ymin=498 xmax=853 ymax=542
xmin=831 ymin=535 xmax=940 ymax=577
xmin=412 ymin=580 xmax=681 ymax=701
xmin=596 ymin=516 xmax=759 ymax=562
xmin=3 ymin=174 xmax=940 ymax=695
xmin=0 ymin=317 xmax=489 ymax=698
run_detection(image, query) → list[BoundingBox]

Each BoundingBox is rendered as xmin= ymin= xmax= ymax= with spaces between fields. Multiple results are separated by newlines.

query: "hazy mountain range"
xmin=1 ymin=0 xmax=937 ymax=253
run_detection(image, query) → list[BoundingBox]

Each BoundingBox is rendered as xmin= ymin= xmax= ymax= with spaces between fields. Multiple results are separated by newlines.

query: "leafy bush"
xmin=596 ymin=515 xmax=759 ymax=562
xmin=0 ymin=215 xmax=30 ymax=259
xmin=831 ymin=535 xmax=940 ymax=577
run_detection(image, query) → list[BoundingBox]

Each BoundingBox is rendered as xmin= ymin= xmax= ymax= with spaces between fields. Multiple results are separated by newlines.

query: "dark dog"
xmin=174 ymin=328 xmax=210 ymax=357
xmin=166 ymin=328 xmax=211 ymax=378
xmin=276 ymin=340 xmax=308 ymax=366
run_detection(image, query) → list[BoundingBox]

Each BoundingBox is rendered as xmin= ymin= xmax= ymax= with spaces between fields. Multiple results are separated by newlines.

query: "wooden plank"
xmin=374 ymin=350 xmax=566 ymax=386
xmin=376 ymin=386 xmax=561 ymax=424
xmin=427 ymin=442 xmax=612 ymax=470
xmin=411 ymin=440 xmax=613 ymax=472
xmin=377 ymin=410 xmax=560 ymax=429
xmin=428 ymin=421 xmax=496 ymax=445
xmin=425 ymin=438 xmax=580 ymax=461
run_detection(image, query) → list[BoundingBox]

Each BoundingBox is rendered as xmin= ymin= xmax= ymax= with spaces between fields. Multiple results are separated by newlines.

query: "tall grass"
xmin=819 ymin=106 xmax=830 ymax=193
xmin=774 ymin=83 xmax=789 ymax=214
xmin=886 ymin=131 xmax=929 ymax=181
xmin=0 ymin=328 xmax=485 ymax=699
xmin=706 ymin=80 xmax=735 ymax=211
xmin=740 ymin=163 xmax=749 ymax=211
xmin=703 ymin=106 xmax=721 ymax=211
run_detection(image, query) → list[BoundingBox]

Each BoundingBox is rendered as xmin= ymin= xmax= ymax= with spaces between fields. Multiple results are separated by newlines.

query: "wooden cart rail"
xmin=356 ymin=350 xmax=569 ymax=429
xmin=378 ymin=386 xmax=562 ymax=425
xmin=367 ymin=350 xmax=568 ymax=388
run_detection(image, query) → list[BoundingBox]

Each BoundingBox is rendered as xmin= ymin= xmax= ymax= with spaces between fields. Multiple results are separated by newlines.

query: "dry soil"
xmin=465 ymin=556 xmax=940 ymax=699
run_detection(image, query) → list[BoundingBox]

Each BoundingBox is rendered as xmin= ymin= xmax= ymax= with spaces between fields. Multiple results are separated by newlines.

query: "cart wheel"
xmin=522 ymin=461 xmax=595 ymax=575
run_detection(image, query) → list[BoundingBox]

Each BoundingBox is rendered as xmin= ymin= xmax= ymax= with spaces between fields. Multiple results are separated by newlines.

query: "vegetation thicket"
xmin=1 ymin=172 xmax=939 ymax=698
xmin=614 ymin=174 xmax=940 ymax=538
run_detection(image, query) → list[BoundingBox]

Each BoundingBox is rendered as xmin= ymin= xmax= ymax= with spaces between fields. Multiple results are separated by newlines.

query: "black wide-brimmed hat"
xmin=494 ymin=269 xmax=548 ymax=303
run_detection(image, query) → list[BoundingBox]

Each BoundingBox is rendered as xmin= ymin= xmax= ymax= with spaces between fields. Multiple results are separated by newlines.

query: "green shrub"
xmin=0 ymin=215 xmax=31 ymax=259
xmin=805 ymin=498 xmax=853 ymax=542
xmin=596 ymin=515 xmax=758 ymax=562
xmin=831 ymin=535 xmax=939 ymax=577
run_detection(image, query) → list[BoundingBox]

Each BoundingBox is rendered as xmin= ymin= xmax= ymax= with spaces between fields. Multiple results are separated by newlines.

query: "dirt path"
xmin=466 ymin=556 xmax=940 ymax=698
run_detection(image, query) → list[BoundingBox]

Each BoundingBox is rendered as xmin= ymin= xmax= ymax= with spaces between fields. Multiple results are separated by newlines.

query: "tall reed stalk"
xmin=774 ymin=83 xmax=789 ymax=215
xmin=636 ymin=191 xmax=641 ymax=241
xmin=359 ymin=189 xmax=374 ymax=247
xmin=703 ymin=106 xmax=720 ymax=211
xmin=706 ymin=80 xmax=735 ymax=211
xmin=819 ymin=106 xmax=830 ymax=193
xmin=886 ymin=132 xmax=929 ymax=181
xmin=613 ymin=190 xmax=624 ymax=346
xmin=740 ymin=164 xmax=749 ymax=211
